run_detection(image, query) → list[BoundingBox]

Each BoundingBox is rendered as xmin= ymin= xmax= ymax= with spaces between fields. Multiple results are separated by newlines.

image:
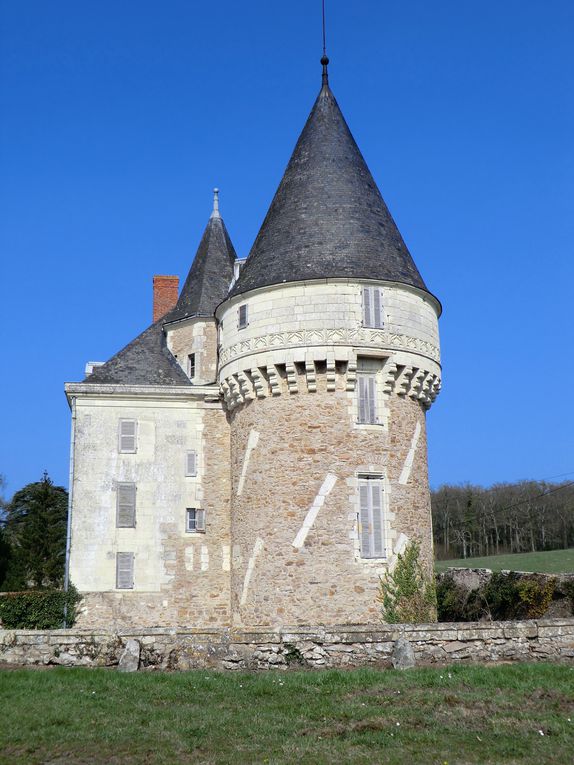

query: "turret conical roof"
xmin=170 ymin=191 xmax=237 ymax=320
xmin=230 ymin=73 xmax=426 ymax=298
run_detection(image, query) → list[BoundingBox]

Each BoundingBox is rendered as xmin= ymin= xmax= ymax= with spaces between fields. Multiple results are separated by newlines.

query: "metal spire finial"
xmin=321 ymin=0 xmax=329 ymax=87
xmin=211 ymin=187 xmax=220 ymax=219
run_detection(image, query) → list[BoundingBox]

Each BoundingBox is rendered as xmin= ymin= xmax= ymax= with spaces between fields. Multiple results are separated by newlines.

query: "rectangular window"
xmin=362 ymin=286 xmax=384 ymax=328
xmin=118 ymin=419 xmax=137 ymax=453
xmin=238 ymin=304 xmax=248 ymax=329
xmin=116 ymin=482 xmax=136 ymax=527
xmin=357 ymin=374 xmax=377 ymax=424
xmin=185 ymin=450 xmax=197 ymax=477
xmin=116 ymin=552 xmax=134 ymax=589
xmin=188 ymin=353 xmax=196 ymax=380
xmin=186 ymin=508 xmax=206 ymax=533
xmin=358 ymin=477 xmax=385 ymax=558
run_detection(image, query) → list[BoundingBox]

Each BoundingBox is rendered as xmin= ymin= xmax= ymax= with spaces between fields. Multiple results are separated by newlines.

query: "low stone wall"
xmin=1 ymin=619 xmax=574 ymax=670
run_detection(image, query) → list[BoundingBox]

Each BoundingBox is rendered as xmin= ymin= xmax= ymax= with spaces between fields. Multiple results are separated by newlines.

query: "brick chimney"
xmin=153 ymin=275 xmax=179 ymax=322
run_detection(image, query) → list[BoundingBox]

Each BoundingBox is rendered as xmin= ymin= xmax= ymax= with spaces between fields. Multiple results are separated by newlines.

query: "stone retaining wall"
xmin=1 ymin=619 xmax=573 ymax=670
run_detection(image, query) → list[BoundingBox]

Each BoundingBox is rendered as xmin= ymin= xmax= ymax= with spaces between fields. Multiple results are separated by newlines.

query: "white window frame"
xmin=238 ymin=304 xmax=248 ymax=330
xmin=358 ymin=476 xmax=386 ymax=559
xmin=118 ymin=419 xmax=137 ymax=453
xmin=185 ymin=450 xmax=198 ymax=477
xmin=116 ymin=552 xmax=134 ymax=589
xmin=186 ymin=508 xmax=206 ymax=533
xmin=362 ymin=286 xmax=384 ymax=329
xmin=356 ymin=373 xmax=378 ymax=424
xmin=116 ymin=482 xmax=136 ymax=528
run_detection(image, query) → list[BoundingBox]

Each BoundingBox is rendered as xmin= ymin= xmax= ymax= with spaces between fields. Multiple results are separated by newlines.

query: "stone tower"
xmin=217 ymin=60 xmax=442 ymax=626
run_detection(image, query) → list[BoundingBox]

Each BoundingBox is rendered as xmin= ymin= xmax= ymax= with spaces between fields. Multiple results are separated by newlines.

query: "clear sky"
xmin=1 ymin=0 xmax=573 ymax=497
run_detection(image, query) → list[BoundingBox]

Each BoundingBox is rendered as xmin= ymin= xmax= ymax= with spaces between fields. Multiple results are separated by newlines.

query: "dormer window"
xmin=362 ymin=287 xmax=384 ymax=328
xmin=187 ymin=353 xmax=196 ymax=380
xmin=238 ymin=304 xmax=248 ymax=330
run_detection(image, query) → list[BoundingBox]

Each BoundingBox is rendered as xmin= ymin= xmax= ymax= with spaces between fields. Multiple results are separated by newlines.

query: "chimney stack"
xmin=153 ymin=275 xmax=179 ymax=322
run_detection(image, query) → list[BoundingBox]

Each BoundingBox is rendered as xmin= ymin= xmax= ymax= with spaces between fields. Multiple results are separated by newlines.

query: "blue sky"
xmin=1 ymin=0 xmax=573 ymax=497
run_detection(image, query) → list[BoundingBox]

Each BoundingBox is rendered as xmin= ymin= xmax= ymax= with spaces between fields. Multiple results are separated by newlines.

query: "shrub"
xmin=0 ymin=586 xmax=81 ymax=629
xmin=564 ymin=581 xmax=574 ymax=615
xmin=436 ymin=575 xmax=487 ymax=622
xmin=483 ymin=573 xmax=556 ymax=620
xmin=378 ymin=541 xmax=436 ymax=623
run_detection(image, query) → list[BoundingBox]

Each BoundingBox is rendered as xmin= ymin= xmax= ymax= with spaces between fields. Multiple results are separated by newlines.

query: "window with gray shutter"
xmin=186 ymin=450 xmax=197 ymax=477
xmin=362 ymin=287 xmax=384 ymax=328
xmin=116 ymin=552 xmax=134 ymax=589
xmin=186 ymin=508 xmax=205 ymax=533
xmin=238 ymin=304 xmax=248 ymax=329
xmin=116 ymin=482 xmax=136 ymax=527
xmin=357 ymin=375 xmax=377 ymax=424
xmin=358 ymin=477 xmax=385 ymax=558
xmin=118 ymin=419 xmax=137 ymax=453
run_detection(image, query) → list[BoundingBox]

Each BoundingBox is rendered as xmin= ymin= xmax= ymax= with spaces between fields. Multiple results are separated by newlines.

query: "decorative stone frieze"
xmin=220 ymin=326 xmax=440 ymax=367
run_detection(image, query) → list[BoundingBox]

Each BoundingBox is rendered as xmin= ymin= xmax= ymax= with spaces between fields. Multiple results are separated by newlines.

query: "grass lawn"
xmin=0 ymin=664 xmax=573 ymax=764
xmin=435 ymin=548 xmax=574 ymax=574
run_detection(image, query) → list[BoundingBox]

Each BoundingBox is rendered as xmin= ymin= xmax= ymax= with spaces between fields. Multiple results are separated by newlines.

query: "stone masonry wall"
xmin=229 ymin=371 xmax=432 ymax=627
xmin=166 ymin=319 xmax=218 ymax=384
xmin=2 ymin=619 xmax=573 ymax=670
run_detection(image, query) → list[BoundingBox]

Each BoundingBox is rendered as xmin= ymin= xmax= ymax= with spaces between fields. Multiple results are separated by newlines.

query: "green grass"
xmin=0 ymin=664 xmax=573 ymax=764
xmin=435 ymin=548 xmax=574 ymax=574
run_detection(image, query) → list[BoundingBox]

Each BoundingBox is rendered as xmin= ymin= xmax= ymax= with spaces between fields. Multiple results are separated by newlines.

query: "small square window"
xmin=238 ymin=304 xmax=248 ymax=329
xmin=186 ymin=508 xmax=206 ymax=533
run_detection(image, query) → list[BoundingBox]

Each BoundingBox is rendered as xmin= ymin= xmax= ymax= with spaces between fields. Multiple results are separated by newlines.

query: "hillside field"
xmin=435 ymin=547 xmax=574 ymax=574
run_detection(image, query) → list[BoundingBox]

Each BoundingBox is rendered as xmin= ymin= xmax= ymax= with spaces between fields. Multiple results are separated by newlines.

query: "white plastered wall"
xmin=69 ymin=396 xmax=205 ymax=592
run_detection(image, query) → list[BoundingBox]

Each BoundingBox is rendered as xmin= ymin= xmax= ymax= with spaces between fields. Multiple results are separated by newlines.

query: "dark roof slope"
xmin=230 ymin=78 xmax=426 ymax=298
xmin=169 ymin=212 xmax=237 ymax=321
xmin=85 ymin=312 xmax=191 ymax=386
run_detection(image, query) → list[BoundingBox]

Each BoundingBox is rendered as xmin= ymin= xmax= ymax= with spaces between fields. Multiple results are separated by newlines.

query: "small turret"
xmin=166 ymin=190 xmax=237 ymax=384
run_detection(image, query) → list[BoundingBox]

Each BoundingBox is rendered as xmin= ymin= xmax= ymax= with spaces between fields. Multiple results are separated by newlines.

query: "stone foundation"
xmin=2 ymin=619 xmax=573 ymax=670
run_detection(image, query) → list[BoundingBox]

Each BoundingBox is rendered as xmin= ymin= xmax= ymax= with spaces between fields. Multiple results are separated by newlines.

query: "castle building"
xmin=65 ymin=59 xmax=442 ymax=628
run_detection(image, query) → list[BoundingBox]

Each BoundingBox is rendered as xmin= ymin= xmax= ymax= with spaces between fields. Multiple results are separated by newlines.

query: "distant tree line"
xmin=432 ymin=480 xmax=574 ymax=560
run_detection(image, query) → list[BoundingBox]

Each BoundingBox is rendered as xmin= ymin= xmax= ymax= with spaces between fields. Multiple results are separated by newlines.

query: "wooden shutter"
xmin=186 ymin=451 xmax=197 ymax=477
xmin=116 ymin=483 xmax=136 ymax=527
xmin=357 ymin=376 xmax=377 ymax=424
xmin=370 ymin=481 xmax=384 ymax=557
xmin=373 ymin=289 xmax=383 ymax=328
xmin=357 ymin=376 xmax=368 ymax=423
xmin=359 ymin=481 xmax=371 ymax=556
xmin=196 ymin=509 xmax=206 ymax=532
xmin=116 ymin=552 xmax=134 ymax=589
xmin=119 ymin=419 xmax=137 ymax=453
xmin=358 ymin=478 xmax=384 ymax=558
xmin=362 ymin=287 xmax=372 ymax=326
xmin=367 ymin=376 xmax=377 ymax=423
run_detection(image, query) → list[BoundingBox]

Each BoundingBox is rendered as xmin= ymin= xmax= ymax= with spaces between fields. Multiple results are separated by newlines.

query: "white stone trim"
xmin=240 ymin=537 xmax=264 ymax=607
xmin=292 ymin=473 xmax=338 ymax=550
xmin=398 ymin=422 xmax=422 ymax=485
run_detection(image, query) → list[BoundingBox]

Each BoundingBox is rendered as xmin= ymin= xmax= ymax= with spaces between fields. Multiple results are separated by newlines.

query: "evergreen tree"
xmin=3 ymin=472 xmax=68 ymax=590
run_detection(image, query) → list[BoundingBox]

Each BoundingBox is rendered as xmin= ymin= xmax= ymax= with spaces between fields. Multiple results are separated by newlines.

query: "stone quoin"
xmin=64 ymin=57 xmax=442 ymax=629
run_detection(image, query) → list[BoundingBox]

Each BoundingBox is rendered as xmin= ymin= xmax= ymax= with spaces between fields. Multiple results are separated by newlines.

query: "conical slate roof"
xmin=230 ymin=70 xmax=426 ymax=298
xmin=170 ymin=195 xmax=237 ymax=321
